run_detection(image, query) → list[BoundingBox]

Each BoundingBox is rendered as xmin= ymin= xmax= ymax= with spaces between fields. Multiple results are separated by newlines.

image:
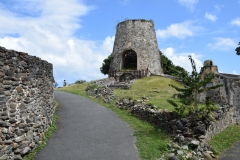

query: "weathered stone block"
xmin=0 ymin=88 xmax=3 ymax=95
xmin=3 ymin=85 xmax=11 ymax=90
xmin=16 ymin=86 xmax=23 ymax=93
xmin=4 ymin=91 xmax=11 ymax=96
xmin=14 ymin=136 xmax=25 ymax=142
xmin=19 ymin=103 xmax=26 ymax=111
xmin=0 ymin=71 xmax=4 ymax=77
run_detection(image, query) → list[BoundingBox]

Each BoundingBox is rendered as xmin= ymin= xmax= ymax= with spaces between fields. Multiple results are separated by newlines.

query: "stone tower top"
xmin=109 ymin=19 xmax=162 ymax=76
xmin=201 ymin=60 xmax=219 ymax=81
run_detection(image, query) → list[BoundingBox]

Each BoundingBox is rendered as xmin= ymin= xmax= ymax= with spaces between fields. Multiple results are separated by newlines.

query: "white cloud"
xmin=0 ymin=0 xmax=114 ymax=85
xmin=214 ymin=4 xmax=224 ymax=13
xmin=208 ymin=38 xmax=236 ymax=51
xmin=205 ymin=12 xmax=217 ymax=22
xmin=231 ymin=18 xmax=240 ymax=26
xmin=178 ymin=0 xmax=198 ymax=11
xmin=156 ymin=21 xmax=195 ymax=39
xmin=162 ymin=47 xmax=203 ymax=72
xmin=101 ymin=36 xmax=115 ymax=54
xmin=232 ymin=71 xmax=238 ymax=75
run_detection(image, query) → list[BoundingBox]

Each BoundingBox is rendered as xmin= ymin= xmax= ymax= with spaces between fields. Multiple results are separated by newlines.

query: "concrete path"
xmin=36 ymin=90 xmax=139 ymax=160
xmin=219 ymin=142 xmax=240 ymax=160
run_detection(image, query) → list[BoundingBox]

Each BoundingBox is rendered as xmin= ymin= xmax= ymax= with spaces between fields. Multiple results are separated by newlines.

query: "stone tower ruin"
xmin=109 ymin=19 xmax=162 ymax=77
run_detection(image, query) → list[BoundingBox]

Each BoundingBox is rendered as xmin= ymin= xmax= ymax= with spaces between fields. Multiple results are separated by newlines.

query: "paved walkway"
xmin=36 ymin=90 xmax=139 ymax=160
xmin=219 ymin=142 xmax=240 ymax=160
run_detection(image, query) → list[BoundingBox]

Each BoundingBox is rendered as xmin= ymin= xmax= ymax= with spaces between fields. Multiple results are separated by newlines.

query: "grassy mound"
xmin=114 ymin=76 xmax=182 ymax=111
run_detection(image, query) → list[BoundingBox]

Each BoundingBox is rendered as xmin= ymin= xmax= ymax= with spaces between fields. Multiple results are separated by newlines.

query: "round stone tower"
xmin=110 ymin=19 xmax=162 ymax=75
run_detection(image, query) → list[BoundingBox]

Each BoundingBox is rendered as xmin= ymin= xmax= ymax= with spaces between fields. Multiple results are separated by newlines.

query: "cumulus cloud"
xmin=231 ymin=18 xmax=240 ymax=26
xmin=0 ymin=0 xmax=115 ymax=85
xmin=205 ymin=12 xmax=217 ymax=22
xmin=156 ymin=21 xmax=196 ymax=39
xmin=207 ymin=38 xmax=236 ymax=51
xmin=101 ymin=36 xmax=115 ymax=54
xmin=162 ymin=47 xmax=203 ymax=72
xmin=178 ymin=0 xmax=199 ymax=11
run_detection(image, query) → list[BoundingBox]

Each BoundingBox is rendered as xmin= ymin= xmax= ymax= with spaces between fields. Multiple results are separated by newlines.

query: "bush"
xmin=75 ymin=80 xmax=86 ymax=84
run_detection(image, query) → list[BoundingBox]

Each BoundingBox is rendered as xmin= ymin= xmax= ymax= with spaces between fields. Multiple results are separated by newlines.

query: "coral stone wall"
xmin=204 ymin=73 xmax=240 ymax=140
xmin=110 ymin=19 xmax=162 ymax=75
xmin=0 ymin=46 xmax=54 ymax=159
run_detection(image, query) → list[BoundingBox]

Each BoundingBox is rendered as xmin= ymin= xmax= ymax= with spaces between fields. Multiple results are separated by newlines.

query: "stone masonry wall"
xmin=204 ymin=73 xmax=240 ymax=140
xmin=110 ymin=19 xmax=162 ymax=75
xmin=0 ymin=46 xmax=54 ymax=159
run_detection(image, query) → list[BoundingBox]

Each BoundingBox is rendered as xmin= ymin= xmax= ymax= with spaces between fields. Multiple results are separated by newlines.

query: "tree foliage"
xmin=100 ymin=55 xmax=112 ymax=75
xmin=159 ymin=50 xmax=188 ymax=79
xmin=167 ymin=55 xmax=223 ymax=119
xmin=236 ymin=42 xmax=240 ymax=55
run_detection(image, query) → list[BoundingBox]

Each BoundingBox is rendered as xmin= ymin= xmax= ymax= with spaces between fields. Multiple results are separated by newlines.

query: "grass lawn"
xmin=209 ymin=124 xmax=240 ymax=155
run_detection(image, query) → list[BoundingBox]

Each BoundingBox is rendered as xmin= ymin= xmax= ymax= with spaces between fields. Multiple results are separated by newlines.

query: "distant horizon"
xmin=0 ymin=0 xmax=239 ymax=86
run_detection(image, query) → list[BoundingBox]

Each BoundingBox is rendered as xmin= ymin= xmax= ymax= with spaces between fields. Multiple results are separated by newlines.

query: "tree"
xmin=159 ymin=50 xmax=188 ymax=78
xmin=167 ymin=55 xmax=223 ymax=119
xmin=100 ymin=54 xmax=112 ymax=75
xmin=236 ymin=42 xmax=240 ymax=55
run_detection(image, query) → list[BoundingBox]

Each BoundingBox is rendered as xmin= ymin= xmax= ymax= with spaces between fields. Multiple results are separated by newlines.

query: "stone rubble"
xmin=85 ymin=78 xmax=135 ymax=103
xmin=116 ymin=97 xmax=232 ymax=160
xmin=85 ymin=84 xmax=115 ymax=103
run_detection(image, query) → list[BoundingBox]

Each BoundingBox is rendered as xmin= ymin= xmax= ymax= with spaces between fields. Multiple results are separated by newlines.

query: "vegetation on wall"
xmin=167 ymin=55 xmax=223 ymax=118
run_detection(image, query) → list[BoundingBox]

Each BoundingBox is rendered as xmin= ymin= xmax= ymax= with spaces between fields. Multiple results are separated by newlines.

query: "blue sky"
xmin=0 ymin=0 xmax=239 ymax=86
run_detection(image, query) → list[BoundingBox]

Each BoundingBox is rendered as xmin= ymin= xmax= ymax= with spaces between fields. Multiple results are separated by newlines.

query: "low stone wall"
xmin=116 ymin=98 xmax=216 ymax=159
xmin=205 ymin=107 xmax=234 ymax=140
xmin=0 ymin=46 xmax=54 ymax=159
xmin=108 ymin=69 xmax=149 ymax=82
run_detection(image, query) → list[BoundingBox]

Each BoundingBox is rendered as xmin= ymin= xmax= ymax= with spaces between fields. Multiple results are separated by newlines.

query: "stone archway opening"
xmin=122 ymin=50 xmax=137 ymax=70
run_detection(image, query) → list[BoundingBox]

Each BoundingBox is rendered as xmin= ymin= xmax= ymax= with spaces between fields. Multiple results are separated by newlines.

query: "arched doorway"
xmin=122 ymin=50 xmax=137 ymax=70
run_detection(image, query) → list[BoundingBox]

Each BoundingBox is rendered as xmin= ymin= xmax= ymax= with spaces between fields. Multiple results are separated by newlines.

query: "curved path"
xmin=219 ymin=142 xmax=240 ymax=160
xmin=36 ymin=90 xmax=139 ymax=160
